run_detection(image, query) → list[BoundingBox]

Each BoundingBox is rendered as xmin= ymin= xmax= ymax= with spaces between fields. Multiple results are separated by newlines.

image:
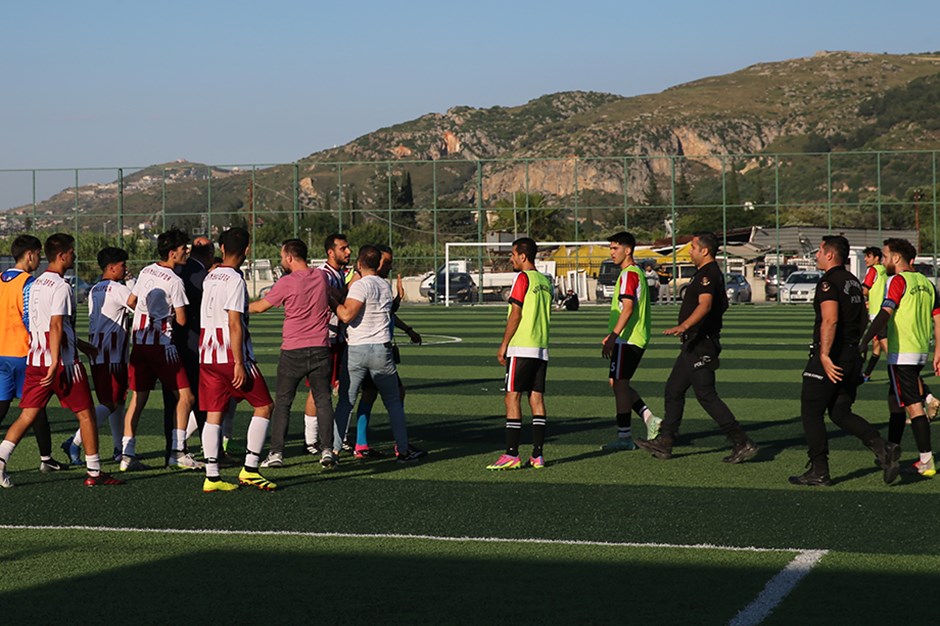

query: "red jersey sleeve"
xmin=620 ymin=270 xmax=640 ymax=301
xmin=863 ymin=267 xmax=877 ymax=289
xmin=508 ymin=272 xmax=529 ymax=307
xmin=883 ymin=275 xmax=906 ymax=310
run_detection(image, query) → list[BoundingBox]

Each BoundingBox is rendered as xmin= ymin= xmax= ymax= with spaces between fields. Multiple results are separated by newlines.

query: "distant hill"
xmin=6 ymin=51 xmax=940 ymax=241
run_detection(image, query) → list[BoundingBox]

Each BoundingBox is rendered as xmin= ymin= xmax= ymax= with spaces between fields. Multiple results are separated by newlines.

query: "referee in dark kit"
xmin=790 ymin=235 xmax=900 ymax=486
xmin=636 ymin=231 xmax=758 ymax=463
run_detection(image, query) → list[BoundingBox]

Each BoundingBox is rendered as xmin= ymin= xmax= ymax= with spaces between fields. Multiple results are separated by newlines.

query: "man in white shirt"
xmin=62 ymin=247 xmax=132 ymax=463
xmin=0 ymin=234 xmax=124 ymax=488
xmin=121 ymin=228 xmax=201 ymax=471
xmin=332 ymin=245 xmax=426 ymax=463
xmin=199 ymin=227 xmax=276 ymax=492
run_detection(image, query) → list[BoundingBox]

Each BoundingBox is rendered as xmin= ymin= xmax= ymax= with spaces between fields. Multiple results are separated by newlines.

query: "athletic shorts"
xmin=888 ymin=363 xmax=926 ymax=408
xmin=505 ymin=356 xmax=547 ymax=393
xmin=199 ymin=361 xmax=273 ymax=412
xmin=128 ymin=345 xmax=190 ymax=392
xmin=609 ymin=343 xmax=645 ymax=380
xmin=20 ymin=363 xmax=94 ymax=413
xmin=0 ymin=356 xmax=27 ymax=401
xmin=91 ymin=363 xmax=129 ymax=406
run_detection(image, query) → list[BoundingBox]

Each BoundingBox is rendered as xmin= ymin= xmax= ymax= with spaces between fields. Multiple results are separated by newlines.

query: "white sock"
xmin=245 ymin=416 xmax=269 ymax=468
xmin=171 ymin=428 xmax=186 ymax=452
xmin=186 ymin=411 xmax=199 ymax=439
xmin=203 ymin=423 xmax=222 ymax=479
xmin=72 ymin=426 xmax=83 ymax=447
xmin=920 ymin=452 xmax=933 ymax=465
xmin=640 ymin=407 xmax=653 ymax=424
xmin=85 ymin=453 xmax=101 ymax=476
xmin=928 ymin=394 xmax=937 ymax=405
xmin=0 ymin=440 xmax=17 ymax=464
xmin=122 ymin=436 xmax=136 ymax=457
xmin=304 ymin=414 xmax=319 ymax=445
xmin=109 ymin=407 xmax=124 ymax=453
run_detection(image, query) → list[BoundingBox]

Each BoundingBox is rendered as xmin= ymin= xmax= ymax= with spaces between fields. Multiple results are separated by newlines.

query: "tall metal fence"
xmin=1 ymin=149 xmax=938 ymax=300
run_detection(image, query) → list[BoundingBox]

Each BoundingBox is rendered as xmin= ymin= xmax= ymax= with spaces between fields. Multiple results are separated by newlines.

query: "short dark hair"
xmin=512 ymin=237 xmax=538 ymax=264
xmin=357 ymin=244 xmax=382 ymax=270
xmin=11 ymin=235 xmax=41 ymax=261
xmin=281 ymin=238 xmax=307 ymax=261
xmin=190 ymin=239 xmax=214 ymax=263
xmin=324 ymin=233 xmax=348 ymax=254
xmin=822 ymin=235 xmax=850 ymax=264
xmin=607 ymin=231 xmax=636 ymax=252
xmin=692 ymin=231 xmax=719 ymax=257
xmin=377 ymin=244 xmax=393 ymax=256
xmin=157 ymin=228 xmax=190 ymax=260
xmin=97 ymin=246 xmax=129 ymax=270
xmin=862 ymin=246 xmax=882 ymax=260
xmin=44 ymin=233 xmax=75 ymax=262
xmin=884 ymin=237 xmax=917 ymax=263
xmin=219 ymin=227 xmax=250 ymax=258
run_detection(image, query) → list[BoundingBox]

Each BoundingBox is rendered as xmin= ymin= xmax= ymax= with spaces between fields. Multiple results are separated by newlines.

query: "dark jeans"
xmin=269 ymin=346 xmax=334 ymax=454
xmin=661 ymin=337 xmax=741 ymax=439
xmin=801 ymin=353 xmax=879 ymax=463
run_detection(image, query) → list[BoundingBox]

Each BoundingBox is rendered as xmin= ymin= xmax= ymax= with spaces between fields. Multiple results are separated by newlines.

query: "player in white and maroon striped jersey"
xmin=0 ymin=234 xmax=123 ymax=488
xmin=120 ymin=228 xmax=201 ymax=472
xmin=198 ymin=227 xmax=275 ymax=492
xmin=61 ymin=247 xmax=132 ymax=465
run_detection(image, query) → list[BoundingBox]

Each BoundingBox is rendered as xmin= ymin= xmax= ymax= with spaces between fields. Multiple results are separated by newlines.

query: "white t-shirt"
xmin=345 ymin=275 xmax=393 ymax=346
xmin=200 ymin=266 xmax=253 ymax=365
xmin=27 ymin=271 xmax=78 ymax=367
xmin=88 ymin=280 xmax=132 ymax=365
xmin=131 ymin=263 xmax=188 ymax=346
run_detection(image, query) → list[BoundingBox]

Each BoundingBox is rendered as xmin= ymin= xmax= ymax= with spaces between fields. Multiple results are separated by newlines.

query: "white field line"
xmin=414 ymin=334 xmax=462 ymax=345
xmin=0 ymin=524 xmax=805 ymax=554
xmin=728 ymin=549 xmax=829 ymax=626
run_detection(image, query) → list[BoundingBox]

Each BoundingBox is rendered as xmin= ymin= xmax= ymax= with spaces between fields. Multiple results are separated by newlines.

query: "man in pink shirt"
xmin=249 ymin=238 xmax=334 ymax=467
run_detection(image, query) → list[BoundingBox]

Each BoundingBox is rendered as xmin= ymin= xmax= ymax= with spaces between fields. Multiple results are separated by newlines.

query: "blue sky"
xmin=1 ymin=0 xmax=938 ymax=207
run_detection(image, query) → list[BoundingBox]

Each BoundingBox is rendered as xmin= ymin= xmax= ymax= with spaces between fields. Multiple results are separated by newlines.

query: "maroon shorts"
xmin=91 ymin=363 xmax=129 ymax=406
xmin=20 ymin=363 xmax=94 ymax=413
xmin=129 ymin=345 xmax=190 ymax=392
xmin=199 ymin=361 xmax=273 ymax=412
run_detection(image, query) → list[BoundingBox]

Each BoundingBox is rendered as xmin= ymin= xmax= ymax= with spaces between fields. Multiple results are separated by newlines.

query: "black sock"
xmin=532 ymin=416 xmax=546 ymax=457
xmin=505 ymin=420 xmax=521 ymax=456
xmin=888 ymin=412 xmax=906 ymax=445
xmin=616 ymin=412 xmax=631 ymax=428
xmin=910 ymin=416 xmax=931 ymax=453
xmin=631 ymin=399 xmax=647 ymax=417
xmin=864 ymin=353 xmax=880 ymax=377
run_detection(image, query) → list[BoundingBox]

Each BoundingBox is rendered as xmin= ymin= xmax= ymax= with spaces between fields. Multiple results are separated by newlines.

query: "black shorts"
xmin=609 ymin=343 xmax=645 ymax=380
xmin=888 ymin=363 xmax=926 ymax=407
xmin=505 ymin=356 xmax=547 ymax=393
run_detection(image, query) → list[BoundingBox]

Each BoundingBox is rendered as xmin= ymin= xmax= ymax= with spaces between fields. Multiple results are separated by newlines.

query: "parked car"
xmin=725 ymin=273 xmax=752 ymax=303
xmin=779 ymin=271 xmax=823 ymax=303
xmin=427 ymin=272 xmax=478 ymax=303
xmin=764 ymin=264 xmax=800 ymax=299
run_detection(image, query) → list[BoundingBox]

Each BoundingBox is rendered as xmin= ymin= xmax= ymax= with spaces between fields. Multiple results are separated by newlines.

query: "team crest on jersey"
xmin=700 ymin=277 xmax=710 ymax=286
xmin=821 ymin=281 xmax=831 ymax=292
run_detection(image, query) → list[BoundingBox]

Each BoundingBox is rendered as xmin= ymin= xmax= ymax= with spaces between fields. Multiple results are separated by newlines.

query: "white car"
xmin=779 ymin=271 xmax=823 ymax=303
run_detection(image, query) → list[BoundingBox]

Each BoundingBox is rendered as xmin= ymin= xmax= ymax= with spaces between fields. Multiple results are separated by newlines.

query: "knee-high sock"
xmin=109 ymin=407 xmax=124 ymax=454
xmin=505 ymin=420 xmax=522 ymax=456
xmin=244 ymin=416 xmax=269 ymax=470
xmin=532 ymin=416 xmax=546 ymax=456
xmin=355 ymin=400 xmax=373 ymax=449
xmin=203 ymin=422 xmax=222 ymax=479
xmin=304 ymin=414 xmax=318 ymax=446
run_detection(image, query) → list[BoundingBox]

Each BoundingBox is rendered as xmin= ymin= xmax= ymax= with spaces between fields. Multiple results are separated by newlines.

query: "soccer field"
xmin=1 ymin=304 xmax=939 ymax=624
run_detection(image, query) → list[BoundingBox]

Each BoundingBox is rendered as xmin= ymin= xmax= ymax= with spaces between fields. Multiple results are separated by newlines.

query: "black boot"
xmin=722 ymin=428 xmax=759 ymax=464
xmin=789 ymin=459 xmax=831 ymax=486
xmin=635 ymin=434 xmax=674 ymax=460
xmin=867 ymin=437 xmax=901 ymax=485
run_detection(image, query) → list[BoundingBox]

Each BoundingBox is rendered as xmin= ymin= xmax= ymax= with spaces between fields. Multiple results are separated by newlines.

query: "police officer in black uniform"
xmin=790 ymin=235 xmax=900 ymax=486
xmin=637 ymin=232 xmax=758 ymax=463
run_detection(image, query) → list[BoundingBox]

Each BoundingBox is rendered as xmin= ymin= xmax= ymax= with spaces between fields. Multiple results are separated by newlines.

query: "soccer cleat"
xmin=203 ymin=477 xmax=239 ymax=493
xmin=119 ymin=455 xmax=150 ymax=472
xmin=601 ymin=437 xmax=637 ymax=452
xmin=646 ymin=414 xmax=663 ymax=441
xmin=320 ymin=449 xmax=337 ymax=468
xmin=260 ymin=452 xmax=284 ymax=468
xmin=861 ymin=374 xmax=871 ymax=384
xmin=0 ymin=461 xmax=12 ymax=488
xmin=927 ymin=397 xmax=940 ymax=421
xmin=486 ymin=454 xmax=522 ymax=470
xmin=168 ymin=450 xmax=205 ymax=470
xmin=881 ymin=442 xmax=902 ymax=484
xmin=61 ymin=436 xmax=83 ymax=465
xmin=788 ymin=461 xmax=831 ymax=487
xmin=305 ymin=442 xmax=322 ymax=456
xmin=395 ymin=444 xmax=427 ymax=464
xmin=238 ymin=468 xmax=277 ymax=491
xmin=112 ymin=447 xmax=122 ymax=462
xmin=39 ymin=458 xmax=69 ymax=473
xmin=635 ymin=436 xmax=674 ymax=460
xmin=723 ymin=439 xmax=759 ymax=464
xmin=341 ymin=441 xmax=354 ymax=453
xmin=901 ymin=458 xmax=936 ymax=478
xmin=83 ymin=472 xmax=125 ymax=487
xmin=354 ymin=447 xmax=385 ymax=459
xmin=528 ymin=455 xmax=546 ymax=469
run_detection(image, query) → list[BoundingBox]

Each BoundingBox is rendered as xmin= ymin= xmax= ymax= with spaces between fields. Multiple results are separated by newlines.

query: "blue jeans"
xmin=334 ymin=343 xmax=408 ymax=453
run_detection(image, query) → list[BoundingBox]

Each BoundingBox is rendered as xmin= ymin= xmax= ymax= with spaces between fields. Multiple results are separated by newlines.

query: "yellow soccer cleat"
xmin=203 ymin=478 xmax=239 ymax=493
xmin=238 ymin=468 xmax=278 ymax=491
